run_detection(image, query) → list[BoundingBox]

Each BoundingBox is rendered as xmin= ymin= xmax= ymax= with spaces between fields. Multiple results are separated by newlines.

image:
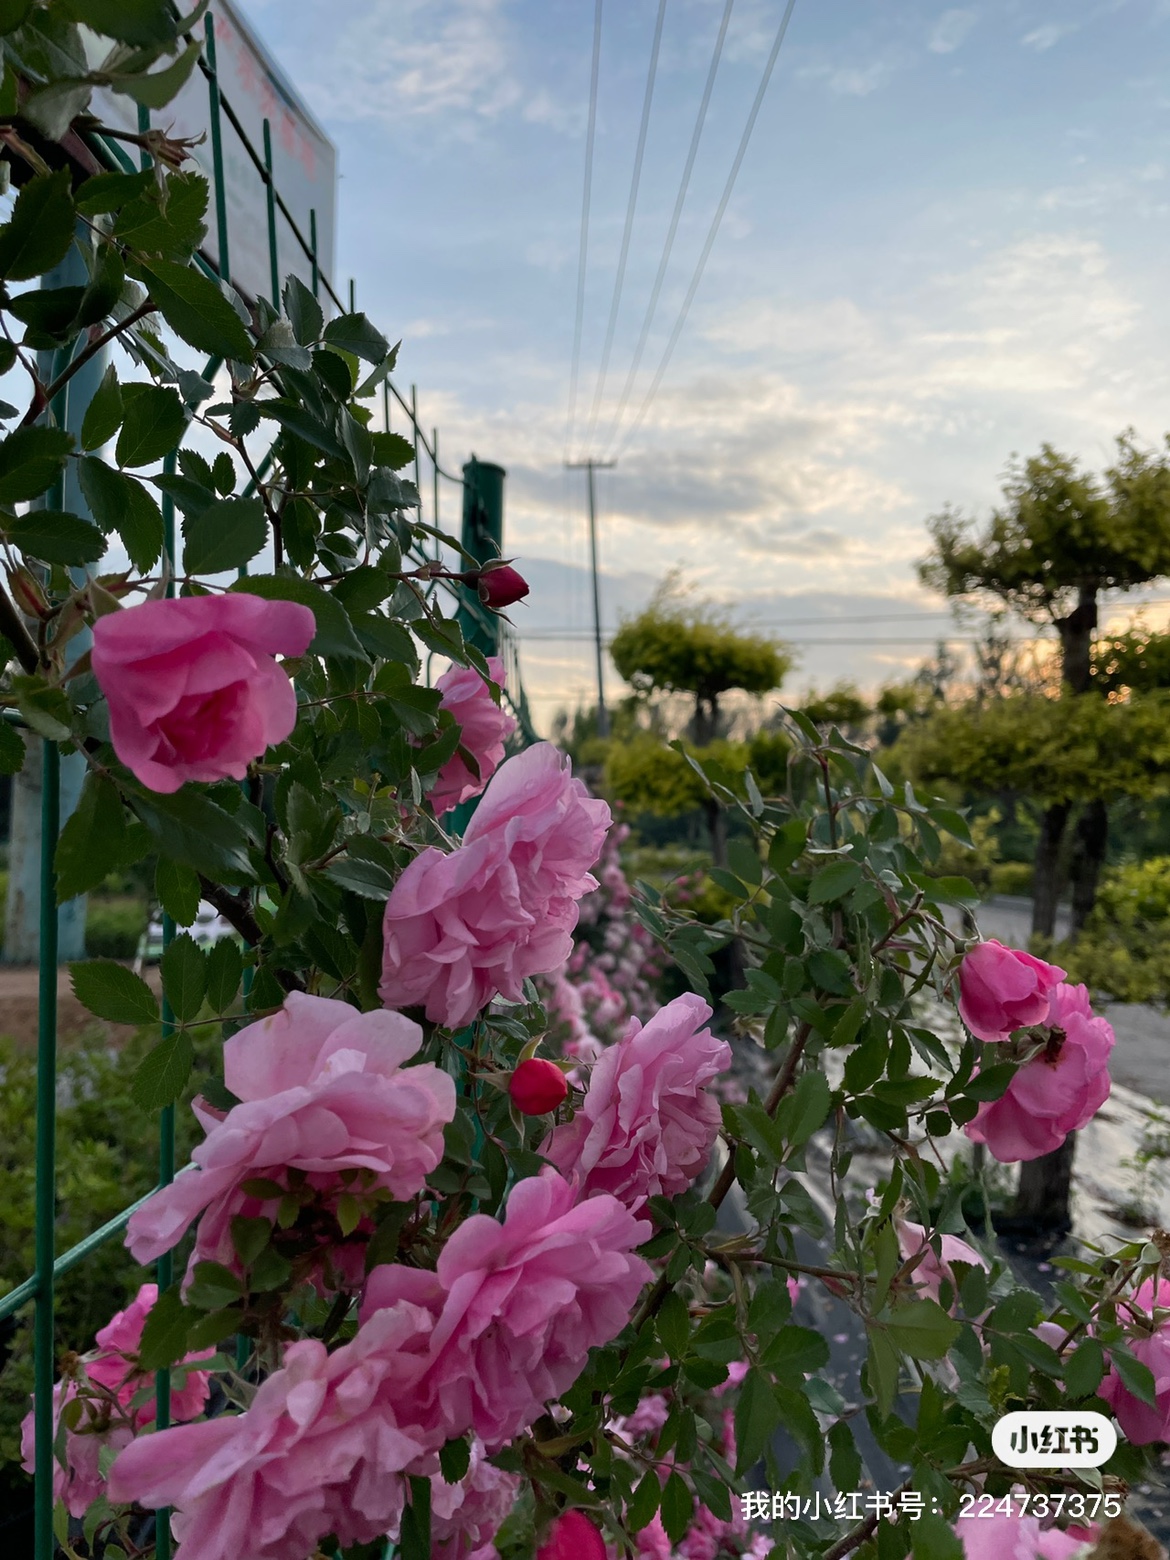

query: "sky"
xmin=234 ymin=0 xmax=1170 ymax=729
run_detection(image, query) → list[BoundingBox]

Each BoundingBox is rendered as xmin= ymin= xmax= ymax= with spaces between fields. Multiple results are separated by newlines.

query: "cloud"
xmin=929 ymin=9 xmax=978 ymax=54
xmin=1020 ymin=21 xmax=1080 ymax=50
xmin=798 ymin=59 xmax=895 ymax=97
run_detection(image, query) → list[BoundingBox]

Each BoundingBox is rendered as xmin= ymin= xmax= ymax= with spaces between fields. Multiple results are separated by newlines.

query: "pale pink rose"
xmin=957 ymin=940 xmax=1066 ymax=1042
xmin=542 ymin=994 xmax=730 ymax=1213
xmin=537 ymin=1511 xmax=607 ymax=1560
xmin=895 ymin=1220 xmax=990 ymax=1310
xmin=380 ymin=743 xmax=611 ymax=1027
xmin=964 ymin=982 xmax=1114 ymax=1163
xmin=422 ymin=1439 xmax=522 ymax=1560
xmin=428 ymin=656 xmax=516 ymax=816
xmin=108 ymin=1302 xmax=437 ymax=1560
xmin=362 ymin=1168 xmax=651 ymax=1448
xmin=1100 ymin=1277 xmax=1170 ymax=1443
xmin=126 ymin=994 xmax=455 ymax=1290
xmin=92 ymin=592 xmax=315 ymax=793
xmin=20 ymin=1283 xmax=211 ymax=1517
xmin=954 ymin=1509 xmax=1094 ymax=1558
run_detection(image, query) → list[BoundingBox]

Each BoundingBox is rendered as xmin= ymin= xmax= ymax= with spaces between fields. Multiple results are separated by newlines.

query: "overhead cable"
xmin=612 ymin=0 xmax=799 ymax=458
xmin=580 ymin=0 xmax=669 ymax=455
xmin=565 ymin=0 xmax=604 ymax=461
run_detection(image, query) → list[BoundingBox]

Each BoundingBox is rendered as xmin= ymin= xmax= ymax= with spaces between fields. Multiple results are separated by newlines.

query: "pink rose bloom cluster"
xmin=361 ymin=1168 xmax=651 ymax=1448
xmin=954 ymin=1508 xmax=1094 ymax=1559
xmin=1100 ymin=1277 xmax=1170 ymax=1443
xmin=543 ymin=993 xmax=731 ymax=1213
xmin=380 ymin=742 xmax=611 ymax=1027
xmin=92 ymin=593 xmax=315 ymax=794
xmin=427 ymin=655 xmax=516 ymax=816
xmin=957 ymin=940 xmax=1066 ymax=1042
xmin=963 ymin=981 xmax=1114 ymax=1163
xmin=110 ymin=1169 xmax=648 ymax=1560
xmin=21 ymin=1283 xmax=212 ymax=1517
xmin=126 ymin=994 xmax=455 ymax=1290
xmin=896 ymin=1219 xmax=989 ymax=1311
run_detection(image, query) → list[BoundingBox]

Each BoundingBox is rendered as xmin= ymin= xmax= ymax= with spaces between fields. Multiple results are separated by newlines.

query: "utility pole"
xmin=565 ymin=457 xmax=615 ymax=737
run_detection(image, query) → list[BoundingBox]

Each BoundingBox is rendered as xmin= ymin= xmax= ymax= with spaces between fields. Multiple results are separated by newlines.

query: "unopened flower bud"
xmin=476 ymin=563 xmax=529 ymax=609
xmin=509 ymin=1057 xmax=568 ymax=1116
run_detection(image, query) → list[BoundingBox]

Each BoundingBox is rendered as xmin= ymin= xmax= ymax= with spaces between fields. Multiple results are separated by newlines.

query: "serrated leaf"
xmin=116 ymin=382 xmax=186 ymax=467
xmin=136 ymin=257 xmax=253 ymax=361
xmin=132 ymin=788 xmax=255 ymax=879
xmin=59 ymin=0 xmax=175 ymax=45
xmin=160 ymin=931 xmax=206 ymax=1022
xmin=205 ymin=935 xmax=243 ymax=1012
xmin=182 ymin=495 xmax=267 ymax=574
xmin=734 ymin=1368 xmax=783 ymax=1473
xmin=55 ymin=773 xmax=126 ymax=900
xmin=283 ymin=274 xmax=323 ymax=345
xmin=323 ymin=310 xmax=389 ymax=363
xmin=0 ymin=719 xmax=24 ymax=775
xmin=185 ymin=1307 xmax=242 ymax=1351
xmin=113 ymin=37 xmax=203 ymax=110
xmin=438 ymin=1437 xmax=470 ymax=1484
xmin=323 ymin=856 xmax=396 ymax=899
xmin=808 ymin=858 xmax=863 ymax=903
xmin=231 ymin=1215 xmax=272 ymax=1266
xmin=879 ymin=1298 xmax=961 ymax=1360
xmin=228 ymin=574 xmax=363 ymax=660
xmin=659 ymin=1471 xmax=692 ymax=1546
xmin=136 ymin=1284 xmax=191 ymax=1371
xmin=78 ymin=457 xmax=163 ymax=571
xmin=7 ymin=510 xmax=104 ymax=566
xmin=70 ymin=959 xmax=159 ymax=1025
xmin=131 ymin=1029 xmax=193 ymax=1109
xmin=0 ymin=425 xmax=72 ymax=504
xmin=0 ymin=169 xmax=74 ymax=281
xmin=1064 ymin=1337 xmax=1104 ymax=1399
xmin=155 ymin=858 xmax=200 ymax=925
xmin=1109 ymin=1345 xmax=1158 ymax=1407
xmin=656 ymin=1289 xmax=690 ymax=1359
xmin=80 ymin=363 xmax=124 ymax=451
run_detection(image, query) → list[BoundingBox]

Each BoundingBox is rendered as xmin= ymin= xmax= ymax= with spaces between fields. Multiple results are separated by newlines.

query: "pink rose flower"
xmin=964 ymin=982 xmax=1114 ymax=1163
xmin=542 ymin=994 xmax=731 ymax=1213
xmin=92 ymin=592 xmax=315 ymax=793
xmin=428 ymin=655 xmax=516 ymax=816
xmin=126 ymin=994 xmax=455 ymax=1290
xmin=957 ymin=940 xmax=1066 ymax=1042
xmin=108 ymin=1302 xmax=438 ymax=1560
xmin=954 ymin=1508 xmax=1095 ymax=1559
xmin=422 ymin=1439 xmax=522 ymax=1560
xmin=537 ymin=1511 xmax=607 ymax=1560
xmin=20 ymin=1283 xmax=211 ymax=1517
xmin=1100 ymin=1277 xmax=1170 ymax=1443
xmin=380 ymin=743 xmax=611 ymax=1028
xmin=895 ymin=1220 xmax=990 ymax=1310
xmin=362 ymin=1168 xmax=651 ymax=1449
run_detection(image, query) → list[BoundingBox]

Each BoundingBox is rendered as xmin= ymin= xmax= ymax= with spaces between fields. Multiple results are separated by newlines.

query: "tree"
xmin=609 ymin=577 xmax=789 ymax=863
xmin=920 ymin=436 xmax=1170 ymax=939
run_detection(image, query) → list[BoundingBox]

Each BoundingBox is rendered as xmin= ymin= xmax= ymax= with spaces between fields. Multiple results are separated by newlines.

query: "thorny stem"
xmin=27 ymin=301 xmax=157 ymax=425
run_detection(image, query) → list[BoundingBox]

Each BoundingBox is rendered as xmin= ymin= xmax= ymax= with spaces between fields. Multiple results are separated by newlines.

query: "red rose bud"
xmin=509 ymin=1057 xmax=569 ymax=1116
xmin=477 ymin=564 xmax=529 ymax=609
xmin=536 ymin=1511 xmax=607 ymax=1560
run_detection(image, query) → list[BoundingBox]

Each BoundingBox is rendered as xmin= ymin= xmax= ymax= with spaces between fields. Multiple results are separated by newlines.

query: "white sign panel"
xmin=91 ymin=1 xmax=336 ymax=309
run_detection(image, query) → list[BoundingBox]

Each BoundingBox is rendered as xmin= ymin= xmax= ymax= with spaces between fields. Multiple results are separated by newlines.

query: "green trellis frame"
xmin=0 ymin=14 xmax=536 ymax=1557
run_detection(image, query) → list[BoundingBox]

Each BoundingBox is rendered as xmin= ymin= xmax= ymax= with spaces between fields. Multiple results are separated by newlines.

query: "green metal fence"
xmin=0 ymin=14 xmax=536 ymax=1556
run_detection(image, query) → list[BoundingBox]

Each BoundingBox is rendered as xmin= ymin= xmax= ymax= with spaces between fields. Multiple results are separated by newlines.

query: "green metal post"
xmin=432 ymin=427 xmax=439 ymax=541
xmin=310 ymin=208 xmax=319 ymax=299
xmin=411 ymin=384 xmax=422 ymax=556
xmin=383 ymin=379 xmax=390 ymax=433
xmin=204 ymin=12 xmax=231 ymax=282
xmin=32 ymin=738 xmax=59 ymax=1560
xmin=263 ymin=118 xmax=279 ymax=307
xmin=456 ymin=457 xmax=506 ymax=657
xmin=349 ymin=277 xmax=355 ymax=313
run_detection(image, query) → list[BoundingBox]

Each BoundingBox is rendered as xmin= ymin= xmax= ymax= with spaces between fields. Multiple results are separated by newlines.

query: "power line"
xmin=611 ymin=0 xmax=799 ymax=458
xmin=598 ymin=0 xmax=735 ymax=460
xmin=565 ymin=0 xmax=604 ymax=461
xmin=580 ymin=0 xmax=669 ymax=456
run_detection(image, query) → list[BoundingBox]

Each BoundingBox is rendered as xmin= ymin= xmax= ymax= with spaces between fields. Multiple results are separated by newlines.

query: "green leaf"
xmin=323 ymin=311 xmax=389 ymax=363
xmin=70 ymin=959 xmax=159 ymax=1025
xmin=0 ymin=0 xmax=33 ymax=34
xmin=135 ymin=258 xmax=253 ymax=361
xmin=775 ymin=1069 xmax=832 ymax=1150
xmin=116 ymin=382 xmax=186 ymax=467
xmin=113 ymin=170 xmax=208 ymax=259
xmin=627 ymin=1470 xmax=661 ymax=1533
xmin=80 ymin=363 xmax=124 ymax=451
xmin=160 ymin=931 xmax=206 ymax=1022
xmin=438 ymin=1437 xmax=470 ymax=1484
xmin=6 ymin=510 xmax=104 ymax=565
xmin=186 ymin=1259 xmax=245 ymax=1310
xmin=78 ymin=457 xmax=164 ymax=571
xmin=0 ymin=169 xmax=74 ymax=281
xmin=185 ymin=1307 xmax=243 ymax=1351
xmin=866 ymin=1328 xmax=901 ymax=1417
xmin=255 ymin=397 xmax=346 ymax=460
xmin=808 ymin=858 xmax=863 ymax=903
xmin=113 ymin=37 xmax=204 ymax=110
xmin=0 ymin=425 xmax=72 ymax=505
xmin=985 ymin=1289 xmax=1043 ymax=1334
xmin=6 ymin=283 xmax=85 ymax=337
xmin=132 ymin=789 xmax=255 ymax=879
xmin=136 ymin=1284 xmax=192 ymax=1371
xmin=182 ymin=496 xmax=267 ymax=574
xmin=131 ymin=1029 xmax=194 ymax=1110
xmin=1064 ymin=1338 xmax=1104 ymax=1398
xmin=16 ymin=681 xmax=72 ymax=742
xmin=55 ymin=773 xmax=126 ymax=900
xmin=283 ymin=274 xmax=323 ymax=345
xmin=74 ymin=169 xmax=153 ymax=216
xmin=231 ymin=1215 xmax=272 ymax=1267
xmin=229 ymin=573 xmax=365 ymax=660
xmin=59 ymin=0 xmax=175 ymax=45
xmin=211 ymin=453 xmax=234 ymax=494
xmin=205 ymin=936 xmax=244 ymax=1013
xmin=759 ymin=1324 xmax=831 ymax=1376
xmin=155 ymin=858 xmax=200 ymax=926
xmin=371 ymin=430 xmax=416 ymax=471
xmin=1109 ymin=1345 xmax=1158 ymax=1407
xmin=400 ymin=1475 xmax=432 ymax=1560
xmin=963 ymin=1062 xmax=1016 ymax=1102
xmin=734 ymin=1367 xmax=783 ymax=1473
xmin=656 ymin=1289 xmax=690 ymax=1359
xmin=910 ymin=1515 xmax=963 ymax=1560
xmin=879 ymin=1298 xmax=961 ymax=1360
xmin=0 ymin=719 xmax=24 ymax=775
xmin=323 ymin=856 xmax=396 ymax=899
